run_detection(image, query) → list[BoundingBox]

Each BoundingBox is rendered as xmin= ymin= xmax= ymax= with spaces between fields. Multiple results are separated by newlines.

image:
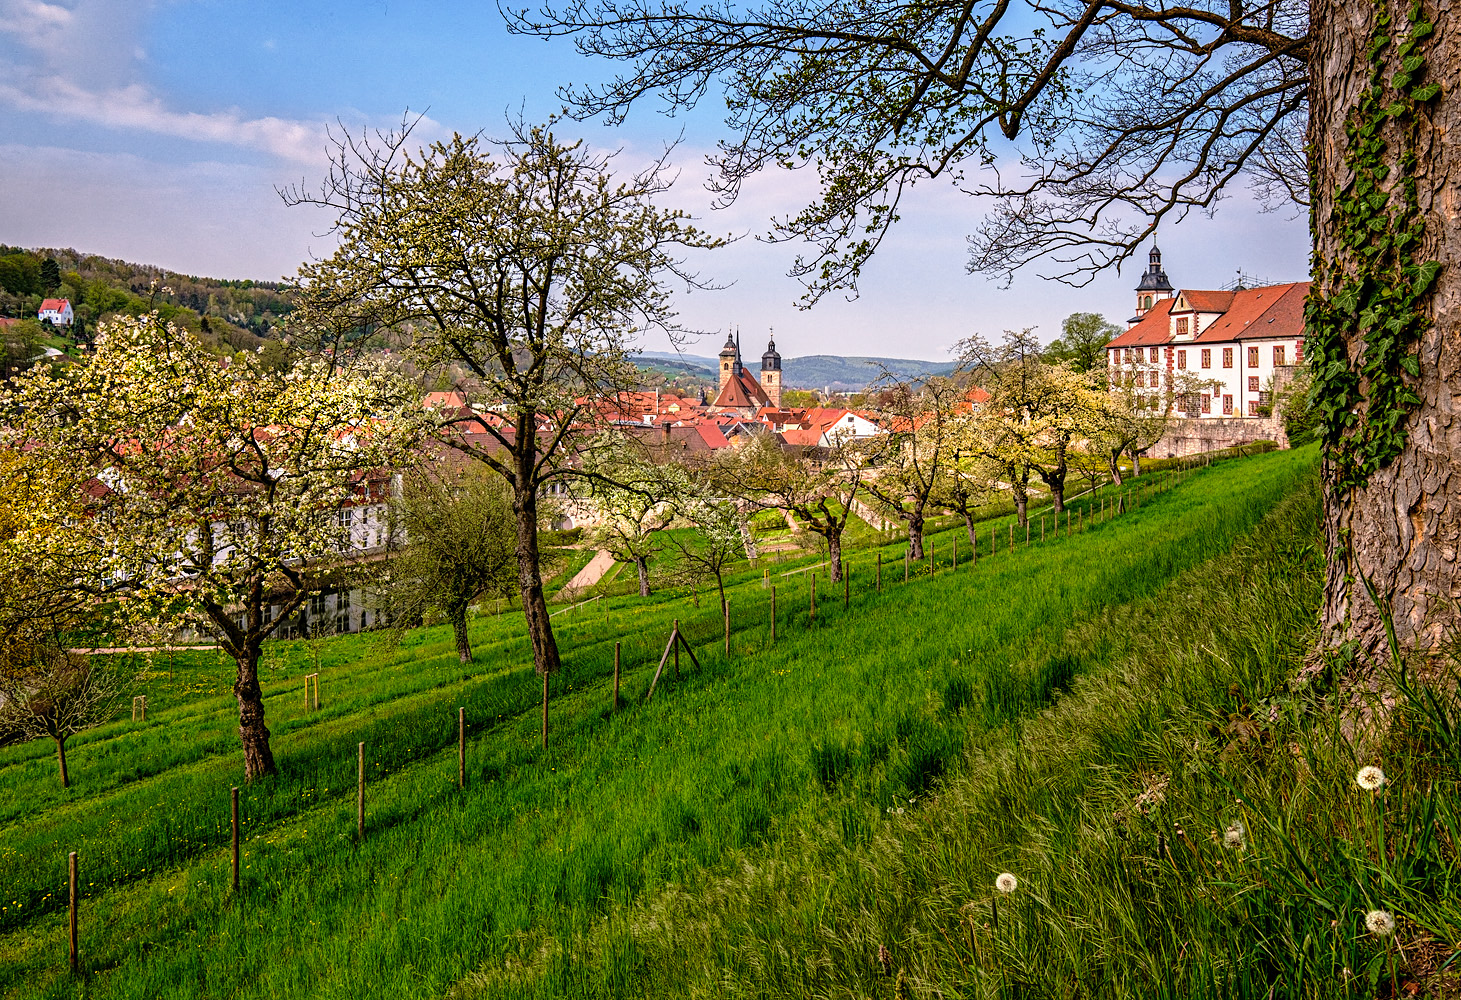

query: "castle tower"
xmin=1134 ymin=244 xmax=1175 ymax=318
xmin=759 ymin=334 xmax=782 ymax=408
xmin=717 ymin=331 xmax=740 ymax=396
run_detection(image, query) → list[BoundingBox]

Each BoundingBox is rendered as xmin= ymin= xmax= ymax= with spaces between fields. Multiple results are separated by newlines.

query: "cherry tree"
xmin=3 ymin=313 xmax=415 ymax=781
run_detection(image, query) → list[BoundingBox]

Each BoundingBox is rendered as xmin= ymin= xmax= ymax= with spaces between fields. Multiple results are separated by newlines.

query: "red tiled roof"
xmin=1173 ymin=289 xmax=1236 ymax=314
xmin=39 ymin=298 xmax=70 ymax=312
xmin=711 ymin=370 xmax=771 ymax=409
xmin=779 ymin=427 xmax=824 ymax=447
xmin=1107 ymin=282 xmax=1309 ymax=351
xmin=1108 ymin=299 xmax=1176 ymax=348
xmin=1193 ymin=282 xmax=1309 ymax=342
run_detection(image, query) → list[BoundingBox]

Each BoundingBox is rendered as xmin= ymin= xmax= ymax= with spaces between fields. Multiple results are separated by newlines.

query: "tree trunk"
xmin=906 ymin=515 xmax=925 ymax=560
xmin=1128 ymin=449 xmax=1142 ymax=478
xmin=55 ymin=736 xmax=69 ymax=789
xmin=1107 ymin=449 xmax=1125 ymax=486
xmin=962 ymin=512 xmax=977 ymax=548
xmin=513 ymin=479 xmax=561 ymax=677
xmin=234 ymin=644 xmax=276 ymax=781
xmin=1310 ymin=0 xmax=1461 ymax=659
xmin=635 ymin=556 xmax=651 ymax=597
xmin=449 ymin=602 xmax=472 ymax=664
xmin=827 ymin=530 xmax=843 ymax=583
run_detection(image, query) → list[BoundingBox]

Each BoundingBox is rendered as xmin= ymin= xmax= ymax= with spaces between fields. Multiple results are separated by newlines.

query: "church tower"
xmin=759 ymin=334 xmax=782 ymax=407
xmin=718 ymin=331 xmax=740 ymax=397
xmin=1134 ymin=244 xmax=1175 ymax=320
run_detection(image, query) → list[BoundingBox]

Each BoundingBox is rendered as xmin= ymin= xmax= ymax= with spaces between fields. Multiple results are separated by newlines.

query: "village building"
xmin=1107 ymin=247 xmax=1308 ymax=421
xmin=37 ymin=298 xmax=73 ymax=326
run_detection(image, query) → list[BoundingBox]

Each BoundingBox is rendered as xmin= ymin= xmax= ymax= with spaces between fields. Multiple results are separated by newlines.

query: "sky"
xmin=0 ymin=0 xmax=1311 ymax=362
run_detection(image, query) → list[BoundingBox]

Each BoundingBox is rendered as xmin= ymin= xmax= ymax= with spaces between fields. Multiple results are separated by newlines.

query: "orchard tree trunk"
xmin=55 ymin=736 xmax=69 ymax=789
xmin=234 ymin=644 xmax=277 ymax=781
xmin=1128 ymin=450 xmax=1143 ymax=478
xmin=962 ymin=512 xmax=977 ymax=548
xmin=449 ymin=602 xmax=472 ymax=664
xmin=826 ymin=530 xmax=843 ymax=583
xmin=512 ymin=476 xmax=561 ymax=678
xmin=635 ymin=556 xmax=651 ymax=597
xmin=906 ymin=514 xmax=925 ymax=560
xmin=1310 ymin=0 xmax=1461 ymax=659
xmin=1107 ymin=449 xmax=1125 ymax=486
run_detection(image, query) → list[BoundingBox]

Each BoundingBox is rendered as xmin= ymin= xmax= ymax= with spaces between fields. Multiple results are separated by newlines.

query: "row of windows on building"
xmin=1116 ymin=345 xmax=1296 ymax=369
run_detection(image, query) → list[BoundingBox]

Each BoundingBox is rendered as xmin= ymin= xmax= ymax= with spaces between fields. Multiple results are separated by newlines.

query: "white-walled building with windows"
xmin=1107 ymin=247 xmax=1308 ymax=419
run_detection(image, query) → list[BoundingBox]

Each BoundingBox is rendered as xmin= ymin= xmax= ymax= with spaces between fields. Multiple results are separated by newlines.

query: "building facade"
xmin=1108 ymin=248 xmax=1308 ymax=420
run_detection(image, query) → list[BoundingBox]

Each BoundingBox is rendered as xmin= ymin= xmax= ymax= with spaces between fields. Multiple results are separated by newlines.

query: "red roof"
xmin=1108 ymin=282 xmax=1309 ymax=351
xmin=1193 ymin=282 xmax=1309 ymax=342
xmin=40 ymin=298 xmax=70 ymax=312
xmin=710 ymin=370 xmax=771 ymax=410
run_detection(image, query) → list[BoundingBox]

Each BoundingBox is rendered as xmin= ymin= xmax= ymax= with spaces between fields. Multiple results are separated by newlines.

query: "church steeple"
xmin=718 ymin=330 xmax=741 ymax=396
xmin=759 ymin=331 xmax=782 ymax=407
xmin=1134 ymin=244 xmax=1174 ymax=318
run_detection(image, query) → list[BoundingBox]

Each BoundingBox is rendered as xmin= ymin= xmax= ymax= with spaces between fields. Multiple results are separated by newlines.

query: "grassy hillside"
xmin=6 ymin=448 xmax=1447 ymax=999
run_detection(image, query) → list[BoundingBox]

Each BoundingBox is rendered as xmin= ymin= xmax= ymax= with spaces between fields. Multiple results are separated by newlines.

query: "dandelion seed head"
xmin=995 ymin=872 xmax=1018 ymax=894
xmin=1224 ymin=821 xmax=1246 ymax=850
xmin=1364 ymin=909 xmax=1395 ymax=936
xmin=1356 ymin=766 xmax=1387 ymax=791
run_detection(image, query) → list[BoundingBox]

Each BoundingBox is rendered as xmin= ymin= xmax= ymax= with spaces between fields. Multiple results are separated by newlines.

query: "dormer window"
xmin=1176 ymin=317 xmax=1189 ymax=337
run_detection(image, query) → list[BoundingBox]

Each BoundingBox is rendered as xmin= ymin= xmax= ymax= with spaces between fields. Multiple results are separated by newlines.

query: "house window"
xmin=1248 ymin=401 xmax=1259 ymax=416
xmin=1124 ymin=348 xmax=1133 ymax=363
xmin=337 ymin=508 xmax=354 ymax=530
xmin=1177 ymin=349 xmax=1187 ymax=370
xmin=310 ymin=593 xmax=327 ymax=616
xmin=1223 ymin=395 xmax=1233 ymax=415
xmin=1149 ymin=347 xmax=1159 ymax=362
xmin=1273 ymin=345 xmax=1286 ymax=366
xmin=1248 ymin=376 xmax=1260 ymax=393
xmin=1248 ymin=346 xmax=1260 ymax=367
xmin=1223 ymin=348 xmax=1234 ymax=369
xmin=1201 ymin=395 xmax=1211 ymax=414
xmin=1201 ymin=349 xmax=1211 ymax=369
xmin=1176 ymin=317 xmax=1189 ymax=336
xmin=1143 ymin=295 xmax=1152 ymax=310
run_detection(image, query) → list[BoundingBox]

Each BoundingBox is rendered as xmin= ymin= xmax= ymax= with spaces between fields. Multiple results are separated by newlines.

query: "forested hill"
xmin=639 ymin=350 xmax=958 ymax=390
xmin=0 ymin=244 xmax=294 ymax=355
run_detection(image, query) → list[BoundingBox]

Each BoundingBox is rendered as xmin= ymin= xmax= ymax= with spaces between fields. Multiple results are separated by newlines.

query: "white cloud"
xmin=0 ymin=0 xmax=330 ymax=163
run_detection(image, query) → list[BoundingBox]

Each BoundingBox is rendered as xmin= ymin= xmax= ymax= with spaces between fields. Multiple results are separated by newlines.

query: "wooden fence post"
xmin=613 ymin=643 xmax=621 ymax=710
xmin=458 ymin=708 xmax=466 ymax=789
xmin=1025 ymin=521 xmax=1030 ymax=546
xmin=904 ymin=550 xmax=909 ymax=583
xmin=231 ymin=787 xmax=240 ymax=893
xmin=312 ymin=674 xmax=319 ymax=712
xmin=1041 ymin=515 xmax=1046 ymax=541
xmin=357 ymin=742 xmax=365 ymax=839
xmin=68 ymin=851 xmax=78 ymax=975
xmin=1008 ymin=522 xmax=1013 ymax=553
xmin=991 ymin=527 xmax=996 ymax=557
xmin=674 ymin=619 xmax=681 ymax=679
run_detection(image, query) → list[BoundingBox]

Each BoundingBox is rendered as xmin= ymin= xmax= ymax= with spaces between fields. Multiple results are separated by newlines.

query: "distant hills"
xmin=638 ymin=351 xmax=958 ymax=390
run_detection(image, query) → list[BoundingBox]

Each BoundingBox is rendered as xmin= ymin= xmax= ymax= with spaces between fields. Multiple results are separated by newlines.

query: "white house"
xmin=38 ymin=298 xmax=74 ymax=326
xmin=1107 ymin=248 xmax=1307 ymax=419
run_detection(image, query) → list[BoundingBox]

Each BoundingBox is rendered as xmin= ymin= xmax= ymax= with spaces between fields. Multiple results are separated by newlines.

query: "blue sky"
xmin=0 ymin=0 xmax=1310 ymax=360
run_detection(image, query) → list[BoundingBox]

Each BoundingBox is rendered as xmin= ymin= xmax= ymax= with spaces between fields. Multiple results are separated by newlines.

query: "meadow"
xmin=5 ymin=446 xmax=1444 ymax=999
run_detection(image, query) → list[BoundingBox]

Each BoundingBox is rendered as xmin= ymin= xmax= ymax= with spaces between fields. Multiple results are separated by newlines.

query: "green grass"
xmin=0 ymin=447 xmax=1386 ymax=1000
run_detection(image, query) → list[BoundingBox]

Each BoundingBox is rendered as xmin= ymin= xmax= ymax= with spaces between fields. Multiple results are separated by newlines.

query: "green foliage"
xmin=0 ymin=450 xmax=1319 ymax=998
xmin=1307 ymin=0 xmax=1442 ymax=491
xmin=1045 ymin=312 xmax=1121 ymax=374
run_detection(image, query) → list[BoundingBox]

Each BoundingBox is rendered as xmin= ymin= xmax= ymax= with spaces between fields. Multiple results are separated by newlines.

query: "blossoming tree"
xmin=2 ymin=314 xmax=415 ymax=781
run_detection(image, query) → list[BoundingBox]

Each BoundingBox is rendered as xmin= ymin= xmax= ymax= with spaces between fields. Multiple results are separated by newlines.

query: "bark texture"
xmin=514 ymin=480 xmax=562 ymax=676
xmin=450 ymin=603 xmax=472 ymax=664
xmin=1311 ymin=0 xmax=1461 ymax=657
xmin=635 ymin=556 xmax=651 ymax=597
xmin=234 ymin=648 xmax=276 ymax=781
